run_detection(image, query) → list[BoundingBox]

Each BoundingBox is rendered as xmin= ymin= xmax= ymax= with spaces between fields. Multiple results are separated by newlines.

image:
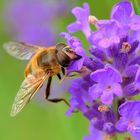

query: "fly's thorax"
xmin=37 ymin=49 xmax=59 ymax=68
xmin=50 ymin=65 xmax=61 ymax=76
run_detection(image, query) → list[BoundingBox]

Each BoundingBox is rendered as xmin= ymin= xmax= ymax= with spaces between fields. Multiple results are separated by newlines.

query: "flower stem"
xmin=113 ymin=98 xmax=119 ymax=119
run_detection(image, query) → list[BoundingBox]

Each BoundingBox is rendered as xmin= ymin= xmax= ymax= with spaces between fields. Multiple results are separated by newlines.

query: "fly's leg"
xmin=60 ymin=68 xmax=77 ymax=83
xmin=60 ymin=68 xmax=67 ymax=83
xmin=61 ymin=67 xmax=65 ymax=75
xmin=45 ymin=76 xmax=70 ymax=107
xmin=57 ymin=73 xmax=61 ymax=80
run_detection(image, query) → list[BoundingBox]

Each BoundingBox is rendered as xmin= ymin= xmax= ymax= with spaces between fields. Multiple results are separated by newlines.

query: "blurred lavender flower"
xmin=61 ymin=1 xmax=140 ymax=139
xmin=4 ymin=0 xmax=72 ymax=46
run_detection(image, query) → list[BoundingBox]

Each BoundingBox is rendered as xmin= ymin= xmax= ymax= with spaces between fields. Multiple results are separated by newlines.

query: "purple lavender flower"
xmin=116 ymin=101 xmax=140 ymax=139
xmin=67 ymin=3 xmax=91 ymax=39
xmin=85 ymin=103 xmax=117 ymax=134
xmin=4 ymin=0 xmax=72 ymax=46
xmin=89 ymin=20 xmax=121 ymax=48
xmin=111 ymin=1 xmax=140 ymax=30
xmin=61 ymin=1 xmax=140 ymax=139
xmin=89 ymin=65 xmax=122 ymax=104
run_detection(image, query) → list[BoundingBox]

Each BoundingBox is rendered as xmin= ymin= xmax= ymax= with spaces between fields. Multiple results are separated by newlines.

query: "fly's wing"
xmin=10 ymin=73 xmax=50 ymax=117
xmin=3 ymin=42 xmax=42 ymax=60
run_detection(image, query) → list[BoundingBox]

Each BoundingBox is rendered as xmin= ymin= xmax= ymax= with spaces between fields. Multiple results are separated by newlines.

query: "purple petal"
xmin=101 ymin=90 xmax=114 ymax=104
xmin=112 ymin=83 xmax=122 ymax=96
xmin=60 ymin=32 xmax=83 ymax=49
xmin=90 ymin=65 xmax=122 ymax=84
xmin=130 ymin=15 xmax=140 ymax=30
xmin=84 ymin=57 xmax=104 ymax=71
xmin=98 ymin=36 xmax=120 ymax=48
xmin=88 ymin=84 xmax=103 ymax=100
xmin=135 ymin=68 xmax=140 ymax=91
xmin=124 ymin=65 xmax=139 ymax=78
xmin=135 ymin=67 xmax=140 ymax=83
xmin=89 ymin=20 xmax=121 ymax=48
xmin=66 ymin=97 xmax=78 ymax=116
xmin=123 ymin=83 xmax=137 ymax=96
xmin=116 ymin=117 xmax=128 ymax=132
xmin=88 ymin=46 xmax=107 ymax=61
xmin=67 ymin=3 xmax=91 ymax=38
xmin=103 ymin=122 xmax=116 ymax=133
xmin=67 ymin=58 xmax=84 ymax=71
xmin=111 ymin=1 xmax=134 ymax=24
xmin=83 ymin=125 xmax=104 ymax=140
xmin=72 ymin=3 xmax=90 ymax=21
xmin=68 ymin=22 xmax=82 ymax=33
xmin=118 ymin=100 xmax=140 ymax=116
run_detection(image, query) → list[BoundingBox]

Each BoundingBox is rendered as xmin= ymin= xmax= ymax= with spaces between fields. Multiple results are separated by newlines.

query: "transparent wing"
xmin=3 ymin=42 xmax=41 ymax=60
xmin=10 ymin=73 xmax=49 ymax=117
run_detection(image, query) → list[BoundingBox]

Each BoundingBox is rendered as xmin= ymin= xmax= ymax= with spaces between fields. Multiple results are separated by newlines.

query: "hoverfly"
xmin=3 ymin=42 xmax=82 ymax=116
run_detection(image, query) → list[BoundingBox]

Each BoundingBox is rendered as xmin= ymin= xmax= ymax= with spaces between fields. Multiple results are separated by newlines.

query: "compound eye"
xmin=64 ymin=47 xmax=73 ymax=53
xmin=65 ymin=48 xmax=70 ymax=52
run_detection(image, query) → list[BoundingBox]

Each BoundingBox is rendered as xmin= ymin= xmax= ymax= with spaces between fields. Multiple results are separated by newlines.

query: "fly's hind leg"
xmin=45 ymin=76 xmax=70 ymax=107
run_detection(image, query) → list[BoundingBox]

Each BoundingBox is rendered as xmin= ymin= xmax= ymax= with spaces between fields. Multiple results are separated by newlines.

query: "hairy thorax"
xmin=37 ymin=48 xmax=61 ymax=76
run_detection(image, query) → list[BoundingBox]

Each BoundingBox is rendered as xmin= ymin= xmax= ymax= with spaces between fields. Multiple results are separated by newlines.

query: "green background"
xmin=0 ymin=0 xmax=140 ymax=140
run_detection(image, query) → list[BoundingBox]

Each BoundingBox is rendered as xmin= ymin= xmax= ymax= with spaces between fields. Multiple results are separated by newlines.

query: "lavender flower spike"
xmin=60 ymin=1 xmax=140 ymax=139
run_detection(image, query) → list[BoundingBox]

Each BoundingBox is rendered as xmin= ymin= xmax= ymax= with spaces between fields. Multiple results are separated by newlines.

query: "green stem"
xmin=113 ymin=98 xmax=119 ymax=119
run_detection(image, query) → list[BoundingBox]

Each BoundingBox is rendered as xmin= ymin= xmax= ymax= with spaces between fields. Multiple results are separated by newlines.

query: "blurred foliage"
xmin=0 ymin=0 xmax=140 ymax=140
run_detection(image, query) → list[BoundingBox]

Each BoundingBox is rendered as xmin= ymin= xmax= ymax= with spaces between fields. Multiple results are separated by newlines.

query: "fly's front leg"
xmin=57 ymin=73 xmax=61 ymax=80
xmin=60 ymin=68 xmax=77 ymax=83
xmin=59 ymin=68 xmax=67 ymax=82
xmin=61 ymin=67 xmax=77 ymax=77
xmin=61 ymin=67 xmax=65 ymax=76
xmin=45 ymin=76 xmax=70 ymax=107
